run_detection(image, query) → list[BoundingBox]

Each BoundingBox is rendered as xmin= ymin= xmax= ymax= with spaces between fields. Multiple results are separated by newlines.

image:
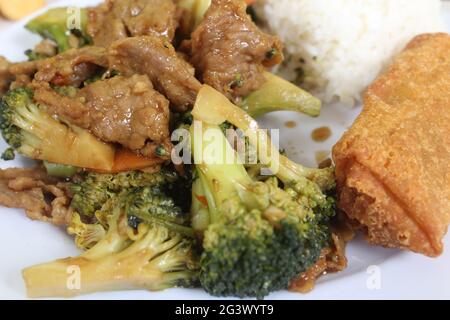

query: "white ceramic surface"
xmin=0 ymin=0 xmax=449 ymax=300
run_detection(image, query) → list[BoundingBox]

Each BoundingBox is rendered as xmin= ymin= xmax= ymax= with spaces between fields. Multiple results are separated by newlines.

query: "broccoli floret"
xmin=69 ymin=169 xmax=192 ymax=222
xmin=68 ymin=177 xmax=194 ymax=251
xmin=240 ymin=72 xmax=322 ymax=118
xmin=190 ymin=120 xmax=331 ymax=298
xmin=126 ymin=186 xmax=183 ymax=221
xmin=67 ymin=212 xmax=106 ymax=250
xmin=1 ymin=148 xmax=15 ymax=161
xmin=69 ymin=170 xmax=178 ymax=219
xmin=0 ymin=88 xmax=29 ymax=154
xmin=125 ymin=186 xmax=193 ymax=235
xmin=23 ymin=198 xmax=199 ymax=298
xmin=0 ymin=88 xmax=115 ymax=170
xmin=25 ymin=7 xmax=90 ymax=53
xmin=43 ymin=161 xmax=79 ymax=178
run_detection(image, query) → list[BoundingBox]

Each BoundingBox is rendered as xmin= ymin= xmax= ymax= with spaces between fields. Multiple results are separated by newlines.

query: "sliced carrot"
xmin=92 ymin=148 xmax=165 ymax=173
xmin=245 ymin=0 xmax=256 ymax=5
xmin=111 ymin=148 xmax=165 ymax=172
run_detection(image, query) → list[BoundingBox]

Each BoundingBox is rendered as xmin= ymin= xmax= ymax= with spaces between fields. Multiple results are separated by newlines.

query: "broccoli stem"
xmin=81 ymin=207 xmax=130 ymax=260
xmin=190 ymin=176 xmax=212 ymax=233
xmin=191 ymin=122 xmax=263 ymax=223
xmin=22 ymin=243 xmax=192 ymax=298
xmin=191 ymin=121 xmax=278 ymax=227
xmin=43 ymin=161 xmax=79 ymax=178
xmin=240 ymin=72 xmax=322 ymax=118
xmin=192 ymin=85 xmax=333 ymax=190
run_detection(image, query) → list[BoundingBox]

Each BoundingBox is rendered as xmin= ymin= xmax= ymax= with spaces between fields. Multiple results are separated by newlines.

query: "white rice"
xmin=256 ymin=0 xmax=446 ymax=106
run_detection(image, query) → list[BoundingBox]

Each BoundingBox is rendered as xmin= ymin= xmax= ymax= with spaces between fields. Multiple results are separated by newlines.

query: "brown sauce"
xmin=284 ymin=120 xmax=297 ymax=128
xmin=311 ymin=126 xmax=332 ymax=142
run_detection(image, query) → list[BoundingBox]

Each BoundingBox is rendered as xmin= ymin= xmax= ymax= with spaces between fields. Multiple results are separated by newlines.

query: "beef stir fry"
xmin=0 ymin=0 xmax=338 ymax=299
xmin=1 ymin=0 xmax=289 ymax=151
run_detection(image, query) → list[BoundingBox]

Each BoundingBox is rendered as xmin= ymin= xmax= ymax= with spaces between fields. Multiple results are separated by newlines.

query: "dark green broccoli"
xmin=0 ymin=88 xmax=31 ymax=157
xmin=190 ymin=120 xmax=332 ymax=298
xmin=171 ymin=111 xmax=193 ymax=131
xmin=68 ymin=175 xmax=194 ymax=249
xmin=23 ymin=194 xmax=199 ymax=298
xmin=25 ymin=7 xmax=90 ymax=53
xmin=0 ymin=88 xmax=115 ymax=170
xmin=69 ymin=170 xmax=181 ymax=221
xmin=125 ymin=186 xmax=194 ymax=237
xmin=1 ymin=148 xmax=15 ymax=161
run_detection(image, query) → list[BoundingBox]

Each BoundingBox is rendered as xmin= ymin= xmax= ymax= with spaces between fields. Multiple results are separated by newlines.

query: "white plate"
xmin=0 ymin=0 xmax=449 ymax=300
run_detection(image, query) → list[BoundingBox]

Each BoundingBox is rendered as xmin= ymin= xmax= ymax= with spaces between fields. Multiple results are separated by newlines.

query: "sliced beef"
xmin=6 ymin=47 xmax=106 ymax=90
xmin=4 ymin=60 xmax=38 ymax=90
xmin=88 ymin=0 xmax=127 ymax=47
xmin=109 ymin=35 xmax=201 ymax=112
xmin=87 ymin=0 xmax=180 ymax=47
xmin=126 ymin=0 xmax=180 ymax=40
xmin=8 ymin=61 xmax=37 ymax=77
xmin=0 ymin=56 xmax=13 ymax=96
xmin=32 ymin=75 xmax=171 ymax=158
xmin=34 ymin=46 xmax=108 ymax=87
xmin=0 ymin=167 xmax=72 ymax=226
xmin=188 ymin=0 xmax=283 ymax=100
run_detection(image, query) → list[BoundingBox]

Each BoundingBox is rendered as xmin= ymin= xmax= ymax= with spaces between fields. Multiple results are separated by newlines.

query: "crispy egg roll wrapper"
xmin=333 ymin=33 xmax=450 ymax=257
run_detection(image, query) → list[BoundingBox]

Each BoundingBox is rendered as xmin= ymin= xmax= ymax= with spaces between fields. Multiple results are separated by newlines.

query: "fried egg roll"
xmin=333 ymin=33 xmax=450 ymax=257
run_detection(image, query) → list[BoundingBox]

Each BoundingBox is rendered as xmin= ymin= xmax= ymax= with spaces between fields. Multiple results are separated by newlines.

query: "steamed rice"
xmin=256 ymin=0 xmax=446 ymax=106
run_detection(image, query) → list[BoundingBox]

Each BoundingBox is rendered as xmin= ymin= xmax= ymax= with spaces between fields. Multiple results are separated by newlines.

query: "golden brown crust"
xmin=332 ymin=33 xmax=450 ymax=257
